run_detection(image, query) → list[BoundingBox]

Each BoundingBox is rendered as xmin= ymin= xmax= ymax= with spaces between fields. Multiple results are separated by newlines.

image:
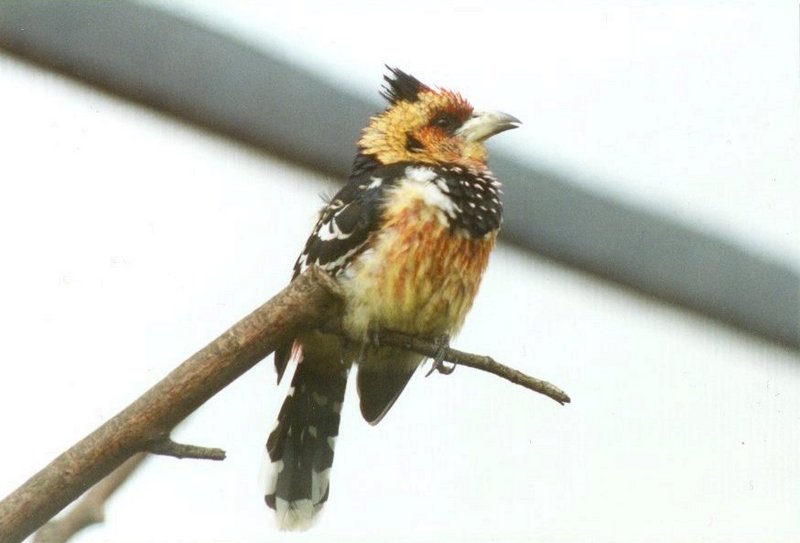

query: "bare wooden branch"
xmin=32 ymin=454 xmax=146 ymax=543
xmin=375 ymin=329 xmax=571 ymax=405
xmin=31 ymin=439 xmax=222 ymax=543
xmin=0 ymin=267 xmax=570 ymax=543
xmin=0 ymin=268 xmax=343 ymax=543
xmin=30 ymin=439 xmax=223 ymax=543
xmin=146 ymin=437 xmax=226 ymax=461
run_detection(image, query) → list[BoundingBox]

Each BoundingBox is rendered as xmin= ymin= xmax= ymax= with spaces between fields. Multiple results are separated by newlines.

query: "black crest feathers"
xmin=381 ymin=66 xmax=428 ymax=104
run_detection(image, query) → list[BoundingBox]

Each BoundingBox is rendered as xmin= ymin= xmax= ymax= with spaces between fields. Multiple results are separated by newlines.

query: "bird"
xmin=264 ymin=66 xmax=520 ymax=530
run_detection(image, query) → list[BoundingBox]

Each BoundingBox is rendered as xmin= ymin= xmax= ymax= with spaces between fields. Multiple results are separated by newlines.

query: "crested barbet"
xmin=265 ymin=67 xmax=520 ymax=529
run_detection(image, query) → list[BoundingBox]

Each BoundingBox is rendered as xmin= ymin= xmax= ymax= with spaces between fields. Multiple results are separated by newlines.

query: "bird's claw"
xmin=425 ymin=334 xmax=455 ymax=377
xmin=357 ymin=329 xmax=382 ymax=364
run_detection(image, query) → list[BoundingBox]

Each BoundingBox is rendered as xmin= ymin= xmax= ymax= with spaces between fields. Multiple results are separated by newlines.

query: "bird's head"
xmin=357 ymin=67 xmax=520 ymax=170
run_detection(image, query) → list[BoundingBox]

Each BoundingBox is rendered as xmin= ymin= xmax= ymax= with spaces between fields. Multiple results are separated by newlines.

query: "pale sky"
xmin=1 ymin=3 xmax=799 ymax=542
xmin=143 ymin=0 xmax=800 ymax=266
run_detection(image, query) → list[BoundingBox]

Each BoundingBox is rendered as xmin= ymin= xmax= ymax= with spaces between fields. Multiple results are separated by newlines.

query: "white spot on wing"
xmin=316 ymin=217 xmax=352 ymax=241
xmin=320 ymin=244 xmax=365 ymax=276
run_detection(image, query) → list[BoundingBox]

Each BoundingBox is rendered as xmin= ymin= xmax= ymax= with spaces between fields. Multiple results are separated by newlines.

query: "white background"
xmin=1 ymin=2 xmax=798 ymax=542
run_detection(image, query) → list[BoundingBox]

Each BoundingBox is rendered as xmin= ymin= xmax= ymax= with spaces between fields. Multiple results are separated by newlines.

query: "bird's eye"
xmin=431 ymin=113 xmax=459 ymax=133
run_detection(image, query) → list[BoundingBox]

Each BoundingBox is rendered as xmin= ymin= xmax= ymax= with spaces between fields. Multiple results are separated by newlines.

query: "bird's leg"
xmin=425 ymin=334 xmax=456 ymax=377
xmin=356 ymin=327 xmax=382 ymax=364
xmin=369 ymin=328 xmax=382 ymax=349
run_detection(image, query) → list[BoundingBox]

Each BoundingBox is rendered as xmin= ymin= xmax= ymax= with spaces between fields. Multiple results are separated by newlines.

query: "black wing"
xmin=274 ymin=163 xmax=406 ymax=382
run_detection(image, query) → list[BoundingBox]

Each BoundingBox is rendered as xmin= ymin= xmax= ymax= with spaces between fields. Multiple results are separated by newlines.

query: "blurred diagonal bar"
xmin=0 ymin=0 xmax=797 ymax=348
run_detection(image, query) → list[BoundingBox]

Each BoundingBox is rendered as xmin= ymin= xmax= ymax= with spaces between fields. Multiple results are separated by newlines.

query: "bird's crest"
xmin=380 ymin=66 xmax=429 ymax=104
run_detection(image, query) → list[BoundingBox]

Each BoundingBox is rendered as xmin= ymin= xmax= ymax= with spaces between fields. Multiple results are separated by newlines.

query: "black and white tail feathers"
xmin=265 ymin=353 xmax=349 ymax=530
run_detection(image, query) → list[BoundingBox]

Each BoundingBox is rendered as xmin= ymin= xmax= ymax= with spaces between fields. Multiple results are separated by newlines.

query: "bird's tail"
xmin=265 ymin=351 xmax=349 ymax=530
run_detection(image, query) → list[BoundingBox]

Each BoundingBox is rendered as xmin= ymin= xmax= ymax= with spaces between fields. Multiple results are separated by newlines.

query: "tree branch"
xmin=0 ymin=267 xmax=343 ymax=543
xmin=32 ymin=454 xmax=146 ymax=543
xmin=0 ymin=267 xmax=569 ymax=543
xmin=31 ymin=437 xmax=224 ymax=543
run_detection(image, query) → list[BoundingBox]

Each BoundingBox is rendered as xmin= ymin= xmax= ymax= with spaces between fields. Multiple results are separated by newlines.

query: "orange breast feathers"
xmin=340 ymin=178 xmax=497 ymax=339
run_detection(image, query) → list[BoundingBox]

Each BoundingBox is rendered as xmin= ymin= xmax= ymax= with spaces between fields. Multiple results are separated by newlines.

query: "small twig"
xmin=377 ymin=329 xmax=571 ymax=405
xmin=320 ymin=325 xmax=571 ymax=405
xmin=146 ymin=437 xmax=226 ymax=461
xmin=33 ymin=454 xmax=146 ymax=543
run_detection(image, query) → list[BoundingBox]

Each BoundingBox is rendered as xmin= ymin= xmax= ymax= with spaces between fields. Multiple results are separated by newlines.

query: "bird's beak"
xmin=456 ymin=110 xmax=521 ymax=142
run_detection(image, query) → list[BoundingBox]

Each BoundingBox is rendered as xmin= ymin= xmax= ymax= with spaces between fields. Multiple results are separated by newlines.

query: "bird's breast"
xmin=340 ymin=178 xmax=497 ymax=339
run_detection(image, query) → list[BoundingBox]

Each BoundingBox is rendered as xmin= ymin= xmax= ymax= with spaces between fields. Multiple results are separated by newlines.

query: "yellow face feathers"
xmin=358 ymin=68 xmax=520 ymax=169
xmin=358 ymin=89 xmax=489 ymax=168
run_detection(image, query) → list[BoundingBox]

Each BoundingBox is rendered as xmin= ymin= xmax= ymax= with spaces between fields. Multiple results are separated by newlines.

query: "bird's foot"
xmin=356 ymin=328 xmax=382 ymax=364
xmin=425 ymin=334 xmax=455 ymax=377
xmin=368 ymin=328 xmax=381 ymax=348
